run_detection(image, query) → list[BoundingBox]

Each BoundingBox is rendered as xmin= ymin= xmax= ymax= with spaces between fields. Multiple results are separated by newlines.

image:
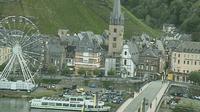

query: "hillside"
xmin=122 ymin=0 xmax=200 ymax=34
xmin=0 ymin=0 xmax=161 ymax=38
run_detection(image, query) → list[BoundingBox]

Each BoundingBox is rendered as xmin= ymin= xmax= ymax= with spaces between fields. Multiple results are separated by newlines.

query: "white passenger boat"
xmin=30 ymin=95 xmax=111 ymax=112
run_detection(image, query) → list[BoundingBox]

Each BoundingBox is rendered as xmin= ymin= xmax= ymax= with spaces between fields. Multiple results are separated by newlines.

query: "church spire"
xmin=110 ymin=0 xmax=124 ymax=25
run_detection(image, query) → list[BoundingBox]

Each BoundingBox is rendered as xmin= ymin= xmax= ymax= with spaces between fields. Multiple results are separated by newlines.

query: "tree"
xmin=108 ymin=69 xmax=116 ymax=76
xmin=173 ymin=105 xmax=195 ymax=112
xmin=78 ymin=68 xmax=87 ymax=76
xmin=93 ymin=69 xmax=100 ymax=76
xmin=47 ymin=64 xmax=57 ymax=78
xmin=61 ymin=66 xmax=72 ymax=76
xmin=188 ymin=71 xmax=200 ymax=85
xmin=0 ymin=63 xmax=6 ymax=71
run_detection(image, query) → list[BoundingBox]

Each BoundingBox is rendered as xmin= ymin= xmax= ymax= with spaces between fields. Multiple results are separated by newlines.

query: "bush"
xmin=189 ymin=71 xmax=200 ymax=85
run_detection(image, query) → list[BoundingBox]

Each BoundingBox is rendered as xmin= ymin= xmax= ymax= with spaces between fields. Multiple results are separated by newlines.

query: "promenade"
xmin=117 ymin=81 xmax=168 ymax=112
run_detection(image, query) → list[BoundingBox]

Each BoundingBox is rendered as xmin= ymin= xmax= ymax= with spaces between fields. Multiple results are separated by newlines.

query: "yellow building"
xmin=171 ymin=41 xmax=200 ymax=82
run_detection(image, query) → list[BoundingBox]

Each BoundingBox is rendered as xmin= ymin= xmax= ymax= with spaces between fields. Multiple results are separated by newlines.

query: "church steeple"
xmin=110 ymin=0 xmax=124 ymax=25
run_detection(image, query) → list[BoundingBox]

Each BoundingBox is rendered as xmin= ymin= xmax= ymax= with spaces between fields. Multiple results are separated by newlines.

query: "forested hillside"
xmin=122 ymin=0 xmax=200 ymax=33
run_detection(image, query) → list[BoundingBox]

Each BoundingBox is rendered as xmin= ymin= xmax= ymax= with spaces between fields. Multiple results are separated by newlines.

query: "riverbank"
xmin=0 ymin=87 xmax=62 ymax=98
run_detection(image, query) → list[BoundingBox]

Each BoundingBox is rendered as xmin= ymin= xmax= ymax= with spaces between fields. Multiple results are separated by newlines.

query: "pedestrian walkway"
xmin=117 ymin=81 xmax=166 ymax=112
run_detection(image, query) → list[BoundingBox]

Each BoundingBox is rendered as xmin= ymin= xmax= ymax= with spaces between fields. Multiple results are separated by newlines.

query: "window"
xmin=178 ymin=54 xmax=180 ymax=57
xmin=124 ymin=60 xmax=127 ymax=65
xmin=56 ymin=103 xmax=62 ymax=106
xmin=77 ymin=98 xmax=83 ymax=101
xmin=49 ymin=103 xmax=55 ymax=106
xmin=114 ymin=28 xmax=117 ymax=33
xmin=112 ymin=43 xmax=116 ymax=48
xmin=70 ymin=98 xmax=76 ymax=101
xmin=151 ymin=66 xmax=154 ymax=71
xmin=140 ymin=65 xmax=144 ymax=69
xmin=63 ymin=103 xmax=69 ymax=107
xmin=178 ymin=60 xmax=180 ymax=64
xmin=195 ymin=61 xmax=197 ymax=65
xmin=88 ymin=105 xmax=93 ymax=108
xmin=124 ymin=51 xmax=127 ymax=55
xmin=146 ymin=66 xmax=149 ymax=70
xmin=187 ymin=61 xmax=189 ymax=64
xmin=70 ymin=104 xmax=76 ymax=107
xmin=113 ymin=37 xmax=117 ymax=41
xmin=42 ymin=102 xmax=48 ymax=105
xmin=77 ymin=104 xmax=83 ymax=107
xmin=184 ymin=61 xmax=185 ymax=64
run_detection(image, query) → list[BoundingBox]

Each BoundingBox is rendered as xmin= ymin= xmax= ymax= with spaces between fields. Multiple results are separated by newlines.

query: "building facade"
xmin=137 ymin=47 xmax=165 ymax=80
xmin=120 ymin=41 xmax=139 ymax=78
xmin=0 ymin=47 xmax=11 ymax=65
xmin=171 ymin=41 xmax=200 ymax=82
xmin=74 ymin=32 xmax=102 ymax=74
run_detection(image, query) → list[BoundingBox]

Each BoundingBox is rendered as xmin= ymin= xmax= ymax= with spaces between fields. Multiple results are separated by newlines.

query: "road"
xmin=117 ymin=81 xmax=163 ymax=112
xmin=41 ymin=75 xmax=142 ymax=83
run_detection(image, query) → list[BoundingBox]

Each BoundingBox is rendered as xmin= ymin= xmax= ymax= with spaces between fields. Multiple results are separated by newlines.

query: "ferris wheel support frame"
xmin=0 ymin=16 xmax=43 ymax=91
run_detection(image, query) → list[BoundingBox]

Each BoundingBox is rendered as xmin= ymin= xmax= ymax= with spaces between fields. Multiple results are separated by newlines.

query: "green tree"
xmin=93 ymin=69 xmax=100 ymax=76
xmin=0 ymin=63 xmax=6 ymax=71
xmin=47 ymin=64 xmax=57 ymax=78
xmin=61 ymin=66 xmax=72 ymax=76
xmin=188 ymin=71 xmax=200 ymax=85
xmin=78 ymin=68 xmax=86 ymax=76
xmin=108 ymin=69 xmax=116 ymax=76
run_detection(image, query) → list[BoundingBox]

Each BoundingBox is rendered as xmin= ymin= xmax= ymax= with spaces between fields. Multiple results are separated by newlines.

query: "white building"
xmin=120 ymin=41 xmax=139 ymax=78
xmin=105 ymin=58 xmax=116 ymax=76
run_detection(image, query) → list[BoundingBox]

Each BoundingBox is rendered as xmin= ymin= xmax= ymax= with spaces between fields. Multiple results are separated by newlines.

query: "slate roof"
xmin=48 ymin=38 xmax=64 ymax=56
xmin=76 ymin=32 xmax=102 ymax=53
xmin=127 ymin=41 xmax=139 ymax=64
xmin=175 ymin=41 xmax=200 ymax=53
xmin=140 ymin=46 xmax=162 ymax=58
xmin=110 ymin=0 xmax=124 ymax=25
xmin=164 ymin=40 xmax=180 ymax=51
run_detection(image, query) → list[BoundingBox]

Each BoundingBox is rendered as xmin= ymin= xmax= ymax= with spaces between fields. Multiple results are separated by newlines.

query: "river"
xmin=0 ymin=98 xmax=77 ymax=112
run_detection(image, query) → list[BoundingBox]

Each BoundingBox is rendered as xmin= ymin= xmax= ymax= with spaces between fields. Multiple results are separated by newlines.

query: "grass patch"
xmin=40 ymin=79 xmax=61 ymax=84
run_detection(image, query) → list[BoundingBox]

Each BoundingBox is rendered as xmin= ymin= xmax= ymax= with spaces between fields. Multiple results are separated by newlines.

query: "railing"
xmin=146 ymin=82 xmax=169 ymax=112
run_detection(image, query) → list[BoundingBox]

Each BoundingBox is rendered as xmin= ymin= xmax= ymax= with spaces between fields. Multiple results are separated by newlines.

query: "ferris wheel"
xmin=0 ymin=16 xmax=44 ymax=89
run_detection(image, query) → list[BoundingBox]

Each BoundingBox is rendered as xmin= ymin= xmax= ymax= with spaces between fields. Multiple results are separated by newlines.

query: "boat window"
xmin=65 ymin=98 xmax=69 ymax=101
xmin=49 ymin=102 xmax=55 ymax=106
xmin=56 ymin=103 xmax=62 ymax=106
xmin=63 ymin=103 xmax=69 ymax=107
xmin=88 ymin=105 xmax=93 ymax=108
xmin=77 ymin=104 xmax=83 ymax=107
xmin=77 ymin=98 xmax=83 ymax=101
xmin=70 ymin=104 xmax=76 ymax=107
xmin=41 ymin=102 xmax=48 ymax=105
xmin=70 ymin=98 xmax=76 ymax=101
